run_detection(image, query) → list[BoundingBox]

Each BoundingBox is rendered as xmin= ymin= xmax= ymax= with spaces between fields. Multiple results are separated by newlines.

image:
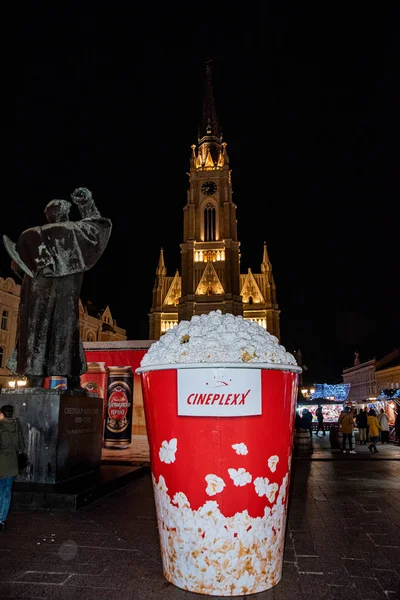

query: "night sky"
xmin=5 ymin=4 xmax=399 ymax=383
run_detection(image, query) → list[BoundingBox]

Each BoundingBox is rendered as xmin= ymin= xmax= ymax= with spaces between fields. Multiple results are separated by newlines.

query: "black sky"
xmin=6 ymin=3 xmax=399 ymax=383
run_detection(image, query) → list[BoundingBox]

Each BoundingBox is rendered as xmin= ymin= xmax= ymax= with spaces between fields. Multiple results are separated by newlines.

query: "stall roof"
xmin=297 ymin=399 xmax=345 ymax=406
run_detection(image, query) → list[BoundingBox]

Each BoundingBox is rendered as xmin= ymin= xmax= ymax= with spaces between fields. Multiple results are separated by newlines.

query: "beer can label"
xmin=104 ymin=368 xmax=134 ymax=446
xmin=107 ymin=388 xmax=130 ymax=432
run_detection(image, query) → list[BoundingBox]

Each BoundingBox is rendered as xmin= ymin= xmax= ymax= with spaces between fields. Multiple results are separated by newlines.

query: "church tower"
xmin=149 ymin=63 xmax=280 ymax=340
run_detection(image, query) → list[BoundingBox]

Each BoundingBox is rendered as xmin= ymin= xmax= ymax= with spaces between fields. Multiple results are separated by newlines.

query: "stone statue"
xmin=3 ymin=188 xmax=112 ymax=390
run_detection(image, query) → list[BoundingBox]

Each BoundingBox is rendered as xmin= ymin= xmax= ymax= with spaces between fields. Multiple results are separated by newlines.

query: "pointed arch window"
xmin=204 ymin=202 xmax=216 ymax=241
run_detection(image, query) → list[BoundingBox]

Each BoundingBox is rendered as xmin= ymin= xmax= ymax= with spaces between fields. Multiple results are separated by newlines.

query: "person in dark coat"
xmin=3 ymin=188 xmax=112 ymax=390
xmin=301 ymin=408 xmax=313 ymax=437
xmin=0 ymin=405 xmax=23 ymax=530
xmin=315 ymin=405 xmax=326 ymax=436
xmin=355 ymin=406 xmax=368 ymax=444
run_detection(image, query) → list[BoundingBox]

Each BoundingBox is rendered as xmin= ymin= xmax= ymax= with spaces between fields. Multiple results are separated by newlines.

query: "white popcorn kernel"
xmin=254 ymin=476 xmax=269 ymax=497
xmin=232 ymin=442 xmax=248 ymax=455
xmin=159 ymin=438 xmax=178 ymax=464
xmin=228 ymin=467 xmax=252 ymax=487
xmin=205 ymin=474 xmax=226 ymax=496
xmin=268 ymin=455 xmax=279 ymax=473
xmin=266 ymin=483 xmax=279 ymax=503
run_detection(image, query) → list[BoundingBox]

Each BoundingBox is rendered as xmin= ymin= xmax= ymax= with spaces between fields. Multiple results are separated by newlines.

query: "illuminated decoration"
xmin=310 ymin=383 xmax=351 ymax=402
xmin=195 ymin=262 xmax=224 ymax=296
xmin=378 ymin=388 xmax=400 ymax=400
xmin=301 ymin=387 xmax=316 ymax=399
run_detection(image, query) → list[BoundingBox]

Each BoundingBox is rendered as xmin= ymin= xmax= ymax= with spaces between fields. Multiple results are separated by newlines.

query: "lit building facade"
xmin=0 ymin=277 xmax=21 ymax=387
xmin=78 ymin=300 xmax=127 ymax=343
xmin=149 ymin=64 xmax=280 ymax=340
xmin=342 ymin=349 xmax=400 ymax=405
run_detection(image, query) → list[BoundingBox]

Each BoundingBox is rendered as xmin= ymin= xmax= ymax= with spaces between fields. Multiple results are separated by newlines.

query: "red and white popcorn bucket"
xmin=136 ymin=362 xmax=301 ymax=597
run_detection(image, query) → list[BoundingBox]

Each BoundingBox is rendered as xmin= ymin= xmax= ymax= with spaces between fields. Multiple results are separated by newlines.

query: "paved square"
xmin=1 ymin=448 xmax=399 ymax=599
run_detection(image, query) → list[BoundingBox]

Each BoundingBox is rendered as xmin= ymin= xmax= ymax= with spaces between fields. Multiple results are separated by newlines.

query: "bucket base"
xmin=164 ymin=573 xmax=282 ymax=597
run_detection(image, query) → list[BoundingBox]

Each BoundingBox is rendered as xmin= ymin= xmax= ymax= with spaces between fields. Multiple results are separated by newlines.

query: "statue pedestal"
xmin=0 ymin=389 xmax=103 ymax=484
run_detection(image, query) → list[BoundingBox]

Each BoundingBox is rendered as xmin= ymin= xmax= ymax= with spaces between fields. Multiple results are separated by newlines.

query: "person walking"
xmin=367 ymin=408 xmax=382 ymax=453
xmin=338 ymin=406 xmax=356 ymax=454
xmin=0 ymin=405 xmax=23 ymax=530
xmin=315 ymin=405 xmax=326 ymax=436
xmin=356 ymin=407 xmax=368 ymax=444
xmin=364 ymin=406 xmax=370 ymax=439
xmin=302 ymin=408 xmax=313 ymax=438
xmin=377 ymin=408 xmax=390 ymax=444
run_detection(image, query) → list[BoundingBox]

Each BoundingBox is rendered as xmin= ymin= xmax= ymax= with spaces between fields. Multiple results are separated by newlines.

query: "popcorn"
xmin=141 ymin=310 xmax=297 ymax=367
xmin=254 ymin=477 xmax=270 ymax=497
xmin=152 ymin=471 xmax=289 ymax=595
xmin=268 ymin=455 xmax=279 ymax=473
xmin=227 ymin=467 xmax=252 ymax=487
xmin=205 ymin=474 xmax=226 ymax=496
xmin=266 ymin=483 xmax=279 ymax=503
xmin=159 ymin=438 xmax=177 ymax=464
xmin=232 ymin=442 xmax=248 ymax=455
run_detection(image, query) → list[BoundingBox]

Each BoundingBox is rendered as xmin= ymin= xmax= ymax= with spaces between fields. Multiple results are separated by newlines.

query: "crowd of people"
xmin=295 ymin=403 xmax=400 ymax=455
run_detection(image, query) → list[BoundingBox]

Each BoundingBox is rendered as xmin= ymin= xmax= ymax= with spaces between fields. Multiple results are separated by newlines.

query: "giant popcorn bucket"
xmin=136 ymin=362 xmax=301 ymax=596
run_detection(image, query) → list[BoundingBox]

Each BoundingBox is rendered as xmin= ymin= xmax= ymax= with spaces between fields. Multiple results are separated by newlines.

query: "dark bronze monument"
xmin=1 ymin=188 xmax=112 ymax=498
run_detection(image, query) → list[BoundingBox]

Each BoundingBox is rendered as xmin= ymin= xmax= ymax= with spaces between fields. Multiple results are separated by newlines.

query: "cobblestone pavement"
xmin=1 ymin=455 xmax=399 ymax=599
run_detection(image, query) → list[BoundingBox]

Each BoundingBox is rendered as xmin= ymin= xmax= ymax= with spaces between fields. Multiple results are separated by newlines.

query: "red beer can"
xmin=104 ymin=366 xmax=133 ymax=449
xmin=80 ymin=362 xmax=108 ymax=399
xmin=81 ymin=362 xmax=108 ymax=444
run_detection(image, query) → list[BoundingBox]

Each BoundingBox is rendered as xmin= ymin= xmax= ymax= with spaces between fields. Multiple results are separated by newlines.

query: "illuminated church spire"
xmin=195 ymin=60 xmax=227 ymax=169
xmin=261 ymin=242 xmax=271 ymax=273
xmin=156 ymin=247 xmax=167 ymax=276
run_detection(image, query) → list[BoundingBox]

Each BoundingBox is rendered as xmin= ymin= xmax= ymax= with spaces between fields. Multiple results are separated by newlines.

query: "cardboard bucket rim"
xmin=136 ymin=362 xmax=302 ymax=374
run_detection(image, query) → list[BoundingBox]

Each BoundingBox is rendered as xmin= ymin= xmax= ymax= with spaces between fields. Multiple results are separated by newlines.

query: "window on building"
xmin=204 ymin=203 xmax=216 ymax=241
xmin=1 ymin=310 xmax=8 ymax=330
xmin=0 ymin=346 xmax=4 ymax=368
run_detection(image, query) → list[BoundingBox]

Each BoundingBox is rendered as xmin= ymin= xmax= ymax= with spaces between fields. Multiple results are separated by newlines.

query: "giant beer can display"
xmin=137 ymin=361 xmax=301 ymax=596
xmin=104 ymin=366 xmax=133 ymax=449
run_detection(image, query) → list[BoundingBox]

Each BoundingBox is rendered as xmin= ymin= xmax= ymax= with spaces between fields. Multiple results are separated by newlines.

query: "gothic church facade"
xmin=149 ymin=64 xmax=280 ymax=340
